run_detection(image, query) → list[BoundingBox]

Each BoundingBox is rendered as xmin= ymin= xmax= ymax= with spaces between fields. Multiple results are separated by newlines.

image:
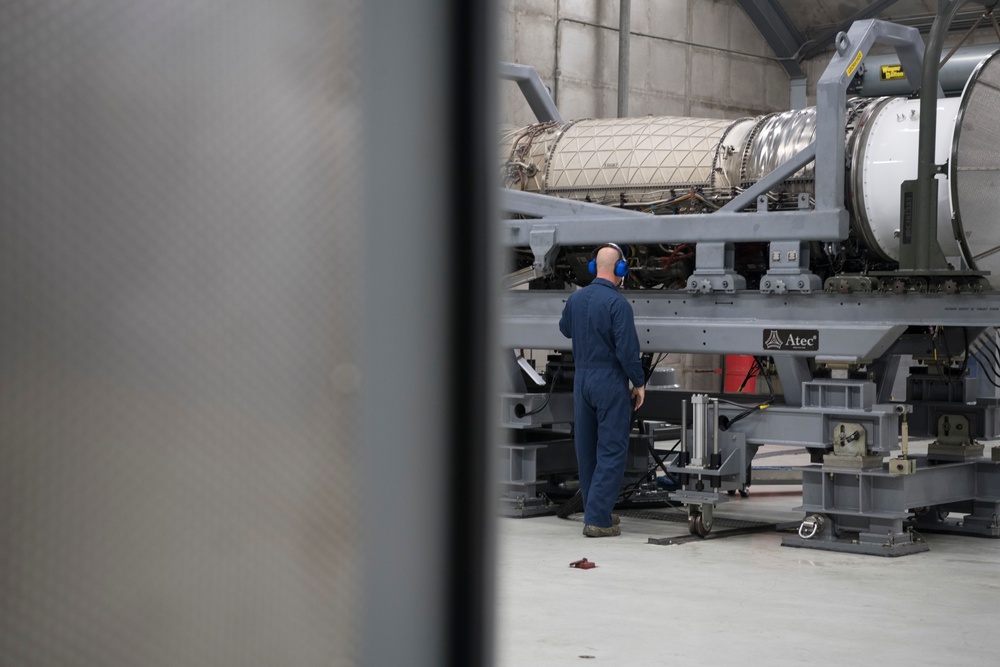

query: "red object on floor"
xmin=569 ymin=558 xmax=596 ymax=569
xmin=724 ymin=355 xmax=756 ymax=393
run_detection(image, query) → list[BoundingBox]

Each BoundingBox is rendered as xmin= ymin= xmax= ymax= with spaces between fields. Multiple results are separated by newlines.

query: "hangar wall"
xmin=500 ymin=0 xmax=791 ymax=126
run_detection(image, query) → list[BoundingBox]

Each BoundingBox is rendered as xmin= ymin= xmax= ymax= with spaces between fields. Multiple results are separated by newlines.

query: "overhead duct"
xmin=853 ymin=44 xmax=999 ymax=97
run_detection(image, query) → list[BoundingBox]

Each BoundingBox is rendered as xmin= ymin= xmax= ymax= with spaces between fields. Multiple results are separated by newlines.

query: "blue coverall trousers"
xmin=573 ymin=368 xmax=632 ymax=528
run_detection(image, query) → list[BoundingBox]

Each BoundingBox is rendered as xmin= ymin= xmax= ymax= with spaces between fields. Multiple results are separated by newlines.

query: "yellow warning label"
xmin=880 ymin=64 xmax=906 ymax=80
xmin=846 ymin=50 xmax=864 ymax=77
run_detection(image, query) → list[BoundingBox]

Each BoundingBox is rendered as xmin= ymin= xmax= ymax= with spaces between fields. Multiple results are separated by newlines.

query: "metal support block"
xmin=822 ymin=454 xmax=884 ymax=470
xmin=760 ymin=274 xmax=822 ymax=295
xmin=916 ymin=498 xmax=1000 ymax=538
xmin=670 ymin=489 xmax=728 ymax=505
xmin=499 ymin=494 xmax=552 ymax=517
xmin=926 ymin=443 xmax=985 ymax=462
xmin=907 ymin=402 xmax=1000 ymax=440
xmin=687 ymin=242 xmax=745 ymax=293
xmin=782 ymin=536 xmax=929 ymax=556
xmin=786 ymin=457 xmax=1000 ymax=555
xmin=907 ymin=375 xmax=977 ymax=403
xmin=687 ymin=274 xmax=745 ymax=294
xmin=761 ymin=241 xmax=822 ymax=294
xmin=498 ymin=443 xmax=552 ymax=516
xmin=832 ymin=421 xmax=867 ymax=456
xmin=935 ymin=413 xmax=973 ymax=446
xmin=871 ymin=355 xmax=904 ymax=403
xmin=783 ymin=516 xmax=928 ymax=556
xmin=801 ymin=380 xmax=876 ymax=411
xmin=499 ymin=443 xmax=544 ymax=489
xmin=664 ymin=443 xmax=746 ymax=479
xmin=501 ymin=392 xmax=574 ymax=428
xmin=825 ymin=275 xmax=880 ymax=294
xmin=528 ymin=227 xmax=558 ymax=277
xmin=887 ymin=457 xmax=917 ymax=474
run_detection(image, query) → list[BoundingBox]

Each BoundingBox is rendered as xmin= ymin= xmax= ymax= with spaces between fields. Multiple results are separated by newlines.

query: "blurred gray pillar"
xmin=1 ymin=1 xmax=361 ymax=665
xmin=362 ymin=1 xmax=498 ymax=667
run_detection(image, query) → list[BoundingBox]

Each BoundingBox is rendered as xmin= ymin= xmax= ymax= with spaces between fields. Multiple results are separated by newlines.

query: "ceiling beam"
xmin=799 ymin=0 xmax=902 ymax=61
xmin=736 ymin=0 xmax=806 ymax=78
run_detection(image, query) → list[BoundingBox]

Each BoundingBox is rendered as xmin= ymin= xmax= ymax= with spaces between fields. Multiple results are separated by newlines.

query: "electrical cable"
xmin=735 ymin=360 xmax=758 ymax=393
xmin=724 ymin=356 xmax=774 ymax=429
xmin=941 ymin=326 xmax=953 ymax=364
xmin=959 ymin=327 xmax=969 ymax=377
xmin=970 ymin=339 xmax=1000 ymax=377
xmin=619 ymin=355 xmax=775 ymax=505
xmin=971 ymin=331 xmax=1000 ymax=371
xmin=970 ymin=350 xmax=1000 ymax=388
xmin=616 ymin=436 xmax=682 ymax=503
xmin=969 ymin=342 xmax=996 ymax=371
xmin=968 ymin=330 xmax=1000 ymax=380
xmin=521 ymin=365 xmax=562 ymax=416
xmin=979 ymin=327 xmax=1000 ymax=364
xmin=645 ymin=439 xmax=682 ymax=486
xmin=613 ymin=352 xmax=688 ymax=503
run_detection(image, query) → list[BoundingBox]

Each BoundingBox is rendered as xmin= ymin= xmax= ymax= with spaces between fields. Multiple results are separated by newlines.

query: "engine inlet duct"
xmin=501 ymin=49 xmax=1000 ymax=289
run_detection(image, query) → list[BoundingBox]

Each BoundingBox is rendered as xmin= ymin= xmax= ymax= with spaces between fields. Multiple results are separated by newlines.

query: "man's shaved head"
xmin=595 ymin=246 xmax=621 ymax=274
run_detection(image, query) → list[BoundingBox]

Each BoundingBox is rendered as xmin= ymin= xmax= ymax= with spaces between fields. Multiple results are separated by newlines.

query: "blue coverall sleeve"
xmin=612 ymin=299 xmax=645 ymax=387
xmin=559 ymin=299 xmax=572 ymax=338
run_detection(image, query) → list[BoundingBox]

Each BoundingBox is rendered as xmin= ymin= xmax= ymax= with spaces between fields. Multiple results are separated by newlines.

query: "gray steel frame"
xmin=735 ymin=0 xmax=806 ymax=78
xmin=501 ymin=20 xmax=931 ymax=266
xmin=498 ymin=20 xmax=1000 ymax=552
xmin=783 ymin=460 xmax=1000 ymax=556
xmin=501 ymin=290 xmax=1000 ymax=358
xmin=499 ymin=62 xmax=563 ymax=124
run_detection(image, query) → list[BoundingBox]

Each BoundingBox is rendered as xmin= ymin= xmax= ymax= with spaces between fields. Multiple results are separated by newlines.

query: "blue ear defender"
xmin=588 ymin=243 xmax=628 ymax=277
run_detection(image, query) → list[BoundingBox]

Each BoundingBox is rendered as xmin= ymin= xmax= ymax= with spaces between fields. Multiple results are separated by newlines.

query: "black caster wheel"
xmin=687 ymin=511 xmax=713 ymax=537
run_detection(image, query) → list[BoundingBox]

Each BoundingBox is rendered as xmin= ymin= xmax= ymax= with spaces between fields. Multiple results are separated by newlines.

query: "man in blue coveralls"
xmin=559 ymin=244 xmax=646 ymax=537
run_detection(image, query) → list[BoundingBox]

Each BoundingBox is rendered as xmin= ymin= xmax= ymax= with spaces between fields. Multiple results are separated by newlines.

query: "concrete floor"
xmin=495 ymin=446 xmax=1000 ymax=666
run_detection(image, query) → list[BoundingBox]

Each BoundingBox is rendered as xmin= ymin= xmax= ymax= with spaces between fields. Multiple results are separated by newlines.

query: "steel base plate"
xmin=916 ymin=516 xmax=1000 ymax=538
xmin=822 ymin=454 xmax=884 ymax=470
xmin=927 ymin=443 xmax=985 ymax=461
xmin=500 ymin=496 xmax=553 ymax=518
xmin=781 ymin=535 xmax=929 ymax=556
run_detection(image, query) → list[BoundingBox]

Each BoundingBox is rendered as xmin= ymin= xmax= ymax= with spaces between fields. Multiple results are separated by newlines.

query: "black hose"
xmin=970 ymin=350 xmax=1000 ymax=388
xmin=522 ymin=366 xmax=562 ymax=416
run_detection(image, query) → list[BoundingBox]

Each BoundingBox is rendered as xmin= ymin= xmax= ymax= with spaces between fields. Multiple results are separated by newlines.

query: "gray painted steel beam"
xmin=503 ymin=209 xmax=849 ymax=245
xmin=736 ymin=0 xmax=806 ymax=78
xmin=501 ymin=189 xmax=649 ymax=218
xmin=800 ymin=0 xmax=904 ymax=61
xmin=711 ymin=402 xmax=899 ymax=451
xmin=501 ymin=290 xmax=1000 ymax=357
xmin=772 ymin=356 xmax=812 ymax=407
xmin=499 ymin=62 xmax=564 ymax=124
xmin=814 ymin=20 xmax=928 ymax=212
xmin=913 ymin=0 xmax=971 ymax=272
xmin=719 ymin=142 xmax=816 ymax=212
